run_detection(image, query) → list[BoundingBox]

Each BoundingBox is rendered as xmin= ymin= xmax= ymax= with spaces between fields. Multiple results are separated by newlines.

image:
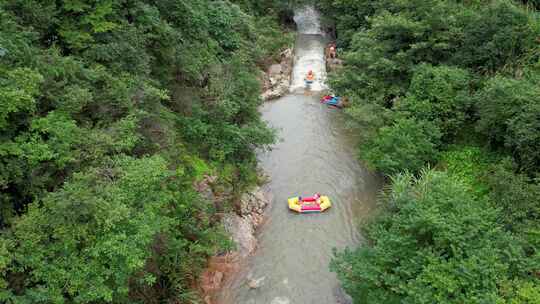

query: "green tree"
xmin=452 ymin=1 xmax=537 ymax=73
xmin=361 ymin=118 xmax=441 ymax=176
xmin=0 ymin=0 xmax=286 ymax=302
xmin=476 ymin=75 xmax=540 ymax=172
xmin=396 ymin=64 xmax=472 ymax=139
xmin=331 ymin=169 xmax=528 ymax=304
xmin=5 ymin=156 xmax=227 ymax=303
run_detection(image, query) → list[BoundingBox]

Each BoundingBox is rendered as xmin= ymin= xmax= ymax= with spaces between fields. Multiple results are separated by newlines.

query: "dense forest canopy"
xmin=319 ymin=0 xmax=540 ymax=303
xmin=2 ymin=0 xmax=540 ymax=303
xmin=0 ymin=0 xmax=292 ymax=302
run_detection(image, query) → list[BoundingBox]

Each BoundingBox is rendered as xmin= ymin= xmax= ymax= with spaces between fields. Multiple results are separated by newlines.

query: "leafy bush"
xmin=484 ymin=159 xmax=540 ymax=236
xmin=451 ymin=1 xmax=538 ymax=72
xmin=331 ymin=169 xmax=528 ymax=304
xmin=476 ymin=75 xmax=540 ymax=172
xmin=503 ymin=280 xmax=540 ymax=304
xmin=5 ymin=156 xmax=228 ymax=303
xmin=396 ymin=64 xmax=472 ymax=139
xmin=439 ymin=146 xmax=492 ymax=197
xmin=361 ymin=118 xmax=441 ymax=176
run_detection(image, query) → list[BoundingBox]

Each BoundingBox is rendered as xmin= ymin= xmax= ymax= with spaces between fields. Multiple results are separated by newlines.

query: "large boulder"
xmin=221 ymin=187 xmax=271 ymax=257
xmin=268 ymin=64 xmax=283 ymax=76
xmin=261 ymin=48 xmax=293 ymax=101
xmin=239 ymin=186 xmax=270 ymax=217
xmin=261 ymin=84 xmax=288 ymax=101
xmin=222 ymin=214 xmax=257 ymax=257
xmin=280 ymin=48 xmax=293 ymax=60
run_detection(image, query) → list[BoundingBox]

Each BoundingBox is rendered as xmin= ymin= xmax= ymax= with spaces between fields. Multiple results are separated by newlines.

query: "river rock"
xmin=268 ymin=64 xmax=283 ymax=76
xmin=247 ymin=276 xmax=266 ymax=289
xmin=280 ymin=48 xmax=293 ymax=60
xmin=262 ymin=84 xmax=287 ymax=100
xmin=220 ymin=187 xmax=271 ymax=257
xmin=239 ymin=186 xmax=270 ymax=217
xmin=262 ymin=48 xmax=293 ymax=101
xmin=326 ymin=58 xmax=343 ymax=72
xmin=222 ymin=214 xmax=257 ymax=257
xmin=207 ymin=253 xmax=240 ymax=274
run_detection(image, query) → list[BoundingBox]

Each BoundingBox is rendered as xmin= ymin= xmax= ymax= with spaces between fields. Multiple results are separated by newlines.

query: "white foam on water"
xmin=270 ymin=297 xmax=291 ymax=304
xmin=293 ymin=6 xmax=322 ymax=35
xmin=290 ymin=6 xmax=327 ymax=92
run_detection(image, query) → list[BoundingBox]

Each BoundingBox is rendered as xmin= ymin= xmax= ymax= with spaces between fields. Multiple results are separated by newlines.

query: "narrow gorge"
xmin=217 ymin=7 xmax=381 ymax=304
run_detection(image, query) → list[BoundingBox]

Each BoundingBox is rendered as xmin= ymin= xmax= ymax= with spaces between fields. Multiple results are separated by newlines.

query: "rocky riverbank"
xmin=261 ymin=48 xmax=294 ymax=101
xmin=196 ymin=175 xmax=272 ymax=304
xmin=326 ymin=57 xmax=343 ymax=72
xmin=197 ymin=45 xmax=290 ymax=304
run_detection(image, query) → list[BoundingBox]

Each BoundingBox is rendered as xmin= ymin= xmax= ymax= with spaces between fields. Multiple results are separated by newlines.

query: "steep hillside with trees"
xmin=0 ymin=0 xmax=291 ymax=302
xmin=320 ymin=0 xmax=540 ymax=302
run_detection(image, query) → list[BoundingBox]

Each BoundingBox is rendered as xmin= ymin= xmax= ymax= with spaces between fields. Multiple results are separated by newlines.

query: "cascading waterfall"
xmin=293 ymin=6 xmax=323 ymax=35
xmin=290 ymin=7 xmax=327 ymax=92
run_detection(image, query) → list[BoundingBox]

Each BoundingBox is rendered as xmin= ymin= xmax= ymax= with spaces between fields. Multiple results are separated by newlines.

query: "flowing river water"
xmin=217 ymin=7 xmax=381 ymax=304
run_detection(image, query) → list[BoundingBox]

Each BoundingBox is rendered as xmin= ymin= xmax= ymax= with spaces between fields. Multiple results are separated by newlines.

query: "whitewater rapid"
xmin=290 ymin=7 xmax=327 ymax=92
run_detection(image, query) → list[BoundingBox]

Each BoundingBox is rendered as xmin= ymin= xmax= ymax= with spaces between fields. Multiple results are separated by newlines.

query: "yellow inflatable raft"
xmin=288 ymin=195 xmax=331 ymax=213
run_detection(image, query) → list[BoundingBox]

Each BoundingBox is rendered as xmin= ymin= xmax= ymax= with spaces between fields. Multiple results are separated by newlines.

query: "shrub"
xmin=484 ymin=159 xmax=540 ymax=235
xmin=452 ymin=1 xmax=538 ymax=72
xmin=476 ymin=76 xmax=540 ymax=172
xmin=396 ymin=64 xmax=472 ymax=139
xmin=360 ymin=118 xmax=442 ymax=176
xmin=439 ymin=146 xmax=491 ymax=198
xmin=331 ymin=169 xmax=527 ymax=304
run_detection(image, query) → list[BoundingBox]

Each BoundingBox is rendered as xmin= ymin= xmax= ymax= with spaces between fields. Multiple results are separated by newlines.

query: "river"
xmin=217 ymin=7 xmax=381 ymax=304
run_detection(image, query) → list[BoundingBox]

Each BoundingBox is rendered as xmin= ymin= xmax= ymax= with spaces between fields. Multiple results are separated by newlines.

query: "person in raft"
xmin=298 ymin=194 xmax=320 ymax=204
xmin=305 ymin=70 xmax=315 ymax=82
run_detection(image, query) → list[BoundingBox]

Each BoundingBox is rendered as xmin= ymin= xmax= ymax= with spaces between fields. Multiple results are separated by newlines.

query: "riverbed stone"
xmin=247 ymin=276 xmax=266 ymax=289
xmin=262 ymin=48 xmax=293 ymax=101
xmin=281 ymin=48 xmax=293 ymax=60
xmin=239 ymin=186 xmax=270 ymax=217
xmin=268 ymin=64 xmax=283 ymax=75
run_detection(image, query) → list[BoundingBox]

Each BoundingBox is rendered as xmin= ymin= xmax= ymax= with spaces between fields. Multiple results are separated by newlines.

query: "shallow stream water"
xmin=217 ymin=7 xmax=381 ymax=304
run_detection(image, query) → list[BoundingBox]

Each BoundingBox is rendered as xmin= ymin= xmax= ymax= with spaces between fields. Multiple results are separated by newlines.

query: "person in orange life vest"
xmin=306 ymin=70 xmax=315 ymax=82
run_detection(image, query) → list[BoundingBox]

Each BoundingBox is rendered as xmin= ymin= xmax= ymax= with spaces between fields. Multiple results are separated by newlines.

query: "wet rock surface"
xmin=262 ymin=48 xmax=293 ymax=101
xmin=223 ymin=187 xmax=272 ymax=257
xmin=326 ymin=58 xmax=343 ymax=72
xmin=197 ymin=184 xmax=272 ymax=303
xmin=222 ymin=214 xmax=257 ymax=257
xmin=247 ymin=276 xmax=266 ymax=289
